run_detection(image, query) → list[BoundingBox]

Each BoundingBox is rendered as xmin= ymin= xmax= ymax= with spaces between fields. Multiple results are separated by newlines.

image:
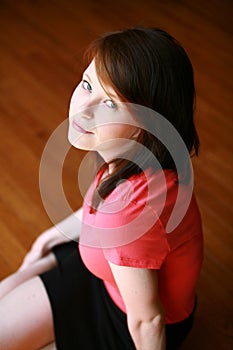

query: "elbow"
xmin=145 ymin=312 xmax=165 ymax=333
xmin=128 ymin=311 xmax=165 ymax=336
xmin=127 ymin=310 xmax=166 ymax=349
xmin=150 ymin=313 xmax=165 ymax=335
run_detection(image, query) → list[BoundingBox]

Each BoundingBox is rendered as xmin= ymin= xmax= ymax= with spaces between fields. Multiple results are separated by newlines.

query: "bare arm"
xmin=109 ymin=262 xmax=166 ymax=350
xmin=19 ymin=207 xmax=83 ymax=270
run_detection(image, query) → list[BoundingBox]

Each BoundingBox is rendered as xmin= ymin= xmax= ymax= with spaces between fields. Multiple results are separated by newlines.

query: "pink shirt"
xmin=79 ymin=168 xmax=203 ymax=324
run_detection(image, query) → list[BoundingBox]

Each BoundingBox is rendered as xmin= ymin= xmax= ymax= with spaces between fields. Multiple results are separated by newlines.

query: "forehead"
xmin=84 ymin=59 xmax=119 ymax=100
xmin=83 ymin=59 xmax=96 ymax=76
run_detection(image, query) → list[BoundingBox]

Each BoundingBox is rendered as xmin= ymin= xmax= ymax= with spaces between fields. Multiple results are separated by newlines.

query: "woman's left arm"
xmin=109 ymin=262 xmax=166 ymax=350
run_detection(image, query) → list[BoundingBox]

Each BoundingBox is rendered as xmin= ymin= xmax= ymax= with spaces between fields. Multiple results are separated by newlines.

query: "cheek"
xmin=95 ymin=124 xmax=140 ymax=145
xmin=95 ymin=125 xmax=125 ymax=140
xmin=69 ymin=85 xmax=88 ymax=115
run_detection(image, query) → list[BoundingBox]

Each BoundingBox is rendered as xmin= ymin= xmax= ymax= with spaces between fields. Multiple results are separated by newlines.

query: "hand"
xmin=18 ymin=207 xmax=83 ymax=271
xmin=18 ymin=226 xmax=70 ymax=271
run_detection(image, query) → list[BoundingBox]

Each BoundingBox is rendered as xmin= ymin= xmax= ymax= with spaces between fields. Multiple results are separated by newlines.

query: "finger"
xmin=18 ymin=251 xmax=42 ymax=271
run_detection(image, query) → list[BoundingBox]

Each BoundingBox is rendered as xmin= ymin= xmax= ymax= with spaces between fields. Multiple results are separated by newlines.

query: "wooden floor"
xmin=0 ymin=0 xmax=232 ymax=348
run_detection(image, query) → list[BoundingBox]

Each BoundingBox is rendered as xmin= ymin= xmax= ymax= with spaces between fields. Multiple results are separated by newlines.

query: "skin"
xmin=109 ymin=263 xmax=166 ymax=350
xmin=68 ymin=59 xmax=141 ymax=164
xmin=0 ymin=209 xmax=83 ymax=350
xmin=0 ymin=61 xmax=165 ymax=350
xmin=0 ymin=277 xmax=55 ymax=350
xmin=69 ymin=59 xmax=166 ymax=349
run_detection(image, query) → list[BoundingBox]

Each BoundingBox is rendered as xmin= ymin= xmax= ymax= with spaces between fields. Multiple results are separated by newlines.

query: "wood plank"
xmin=0 ymin=0 xmax=232 ymax=348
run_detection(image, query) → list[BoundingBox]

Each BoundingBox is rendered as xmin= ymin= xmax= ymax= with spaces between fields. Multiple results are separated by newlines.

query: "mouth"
xmin=72 ymin=120 xmax=93 ymax=134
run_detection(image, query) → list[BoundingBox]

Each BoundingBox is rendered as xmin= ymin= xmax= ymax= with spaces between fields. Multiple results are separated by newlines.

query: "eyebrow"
xmin=83 ymin=73 xmax=92 ymax=83
xmin=83 ymin=72 xmax=120 ymax=101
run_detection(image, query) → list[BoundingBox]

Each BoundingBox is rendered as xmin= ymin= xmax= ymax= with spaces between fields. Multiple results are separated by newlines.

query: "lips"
xmin=72 ymin=120 xmax=93 ymax=134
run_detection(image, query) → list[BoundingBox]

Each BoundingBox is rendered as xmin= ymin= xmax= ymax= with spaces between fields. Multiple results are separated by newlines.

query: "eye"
xmin=105 ymin=99 xmax=117 ymax=109
xmin=82 ymin=80 xmax=92 ymax=92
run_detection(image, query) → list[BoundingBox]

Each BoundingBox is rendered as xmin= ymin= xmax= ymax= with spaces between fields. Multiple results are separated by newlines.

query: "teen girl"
xmin=0 ymin=27 xmax=203 ymax=350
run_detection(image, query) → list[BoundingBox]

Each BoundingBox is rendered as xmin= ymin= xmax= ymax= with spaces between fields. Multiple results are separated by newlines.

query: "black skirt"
xmin=40 ymin=242 xmax=196 ymax=350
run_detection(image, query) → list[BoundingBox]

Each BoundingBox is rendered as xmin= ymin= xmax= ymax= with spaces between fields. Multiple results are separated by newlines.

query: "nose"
xmin=81 ymin=111 xmax=93 ymax=120
xmin=79 ymin=98 xmax=100 ymax=120
xmin=79 ymin=105 xmax=96 ymax=132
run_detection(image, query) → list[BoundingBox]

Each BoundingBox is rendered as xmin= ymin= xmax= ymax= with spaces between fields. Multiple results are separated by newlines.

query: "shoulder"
xmin=115 ymin=167 xmax=178 ymax=204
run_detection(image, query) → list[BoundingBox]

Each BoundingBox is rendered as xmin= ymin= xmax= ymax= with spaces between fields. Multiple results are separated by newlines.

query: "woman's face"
xmin=68 ymin=60 xmax=140 ymax=162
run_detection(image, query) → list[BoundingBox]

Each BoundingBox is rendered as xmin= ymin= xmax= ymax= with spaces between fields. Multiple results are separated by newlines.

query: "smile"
xmin=72 ymin=120 xmax=93 ymax=134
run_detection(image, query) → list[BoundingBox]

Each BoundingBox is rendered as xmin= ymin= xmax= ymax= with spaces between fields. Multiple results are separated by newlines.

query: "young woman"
xmin=0 ymin=27 xmax=203 ymax=350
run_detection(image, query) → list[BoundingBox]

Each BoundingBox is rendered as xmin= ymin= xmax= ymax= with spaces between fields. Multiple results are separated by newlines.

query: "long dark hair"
xmin=84 ymin=26 xmax=199 ymax=210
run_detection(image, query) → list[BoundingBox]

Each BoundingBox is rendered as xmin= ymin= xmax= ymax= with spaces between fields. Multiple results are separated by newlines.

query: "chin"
xmin=67 ymin=134 xmax=89 ymax=151
xmin=74 ymin=143 xmax=90 ymax=151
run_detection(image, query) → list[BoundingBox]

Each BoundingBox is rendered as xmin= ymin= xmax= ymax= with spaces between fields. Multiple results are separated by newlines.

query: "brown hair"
xmin=83 ymin=26 xmax=199 ymax=210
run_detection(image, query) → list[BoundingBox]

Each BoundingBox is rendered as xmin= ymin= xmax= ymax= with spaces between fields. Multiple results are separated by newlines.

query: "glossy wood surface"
xmin=0 ymin=0 xmax=232 ymax=349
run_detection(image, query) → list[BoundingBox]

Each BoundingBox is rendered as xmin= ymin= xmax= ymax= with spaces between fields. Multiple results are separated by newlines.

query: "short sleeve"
xmin=103 ymin=204 xmax=171 ymax=269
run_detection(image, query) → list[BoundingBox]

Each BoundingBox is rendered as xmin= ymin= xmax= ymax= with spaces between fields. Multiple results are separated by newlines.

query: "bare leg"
xmin=40 ymin=342 xmax=57 ymax=350
xmin=0 ymin=252 xmax=57 ymax=299
xmin=0 ymin=276 xmax=55 ymax=350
